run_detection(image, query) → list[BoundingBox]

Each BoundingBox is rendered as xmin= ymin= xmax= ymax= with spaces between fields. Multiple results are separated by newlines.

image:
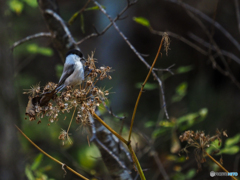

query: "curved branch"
xmin=11 ymin=32 xmax=53 ymax=49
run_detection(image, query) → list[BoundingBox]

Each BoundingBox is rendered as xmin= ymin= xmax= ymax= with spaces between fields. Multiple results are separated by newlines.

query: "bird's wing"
xmin=57 ymin=63 xmax=74 ymax=87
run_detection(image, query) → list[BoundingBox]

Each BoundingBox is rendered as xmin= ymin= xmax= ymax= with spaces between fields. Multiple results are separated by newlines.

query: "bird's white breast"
xmin=65 ymin=54 xmax=84 ymax=86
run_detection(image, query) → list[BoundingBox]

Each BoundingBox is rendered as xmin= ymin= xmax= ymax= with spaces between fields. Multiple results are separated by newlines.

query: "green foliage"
xmin=133 ymin=17 xmax=150 ymax=27
xmin=78 ymin=145 xmax=100 ymax=169
xmin=176 ymin=65 xmax=193 ymax=74
xmin=8 ymin=0 xmax=24 ymax=14
xmin=55 ymin=64 xmax=63 ymax=78
xmin=135 ymin=82 xmax=158 ymax=90
xmin=31 ymin=153 xmax=43 ymax=171
xmin=225 ymin=133 xmax=240 ymax=147
xmin=172 ymin=169 xmax=196 ymax=180
xmin=162 ymin=65 xmax=194 ymax=80
xmin=149 ymin=108 xmax=208 ymax=139
xmin=68 ymin=5 xmax=105 ymax=25
xmin=27 ymin=44 xmax=53 ymax=56
xmin=207 ymin=133 xmax=240 ymax=155
xmin=80 ymin=13 xmax=85 ymax=33
xmin=25 ymin=153 xmax=54 ymax=180
xmin=172 ymin=82 xmax=188 ymax=102
xmin=23 ymin=0 xmax=38 ymax=7
xmin=220 ymin=133 xmax=240 ymax=155
xmin=84 ymin=5 xmax=106 ymax=11
xmin=8 ymin=0 xmax=37 ymax=14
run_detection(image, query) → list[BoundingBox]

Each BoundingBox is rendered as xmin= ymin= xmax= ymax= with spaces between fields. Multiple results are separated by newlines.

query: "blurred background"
xmin=0 ymin=0 xmax=240 ymax=179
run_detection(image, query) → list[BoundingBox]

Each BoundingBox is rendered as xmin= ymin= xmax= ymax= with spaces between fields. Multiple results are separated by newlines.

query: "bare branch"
xmin=167 ymin=0 xmax=240 ymax=51
xmin=89 ymin=113 xmax=133 ymax=179
xmin=189 ymin=33 xmax=240 ymax=64
xmin=76 ymin=0 xmax=137 ymax=45
xmin=44 ymin=9 xmax=77 ymax=47
xmin=153 ymin=64 xmax=175 ymax=75
xmin=93 ymin=0 xmax=169 ymax=119
xmin=11 ymin=32 xmax=52 ymax=49
xmin=68 ymin=0 xmax=91 ymax=25
xmin=150 ymin=28 xmax=208 ymax=55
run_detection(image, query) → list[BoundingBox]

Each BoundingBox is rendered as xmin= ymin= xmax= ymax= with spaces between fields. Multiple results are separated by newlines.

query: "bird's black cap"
xmin=66 ymin=49 xmax=83 ymax=58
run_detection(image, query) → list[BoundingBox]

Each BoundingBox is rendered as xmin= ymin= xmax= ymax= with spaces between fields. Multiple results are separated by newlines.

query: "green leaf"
xmin=78 ymin=145 xmax=100 ymax=169
xmin=144 ymin=121 xmax=155 ymax=128
xmin=176 ymin=65 xmax=193 ymax=74
xmin=25 ymin=165 xmax=35 ymax=180
xmin=177 ymin=113 xmax=198 ymax=124
xmin=185 ymin=169 xmax=196 ymax=179
xmin=31 ymin=153 xmax=43 ymax=171
xmin=80 ymin=13 xmax=85 ymax=34
xmin=27 ymin=43 xmax=38 ymax=53
xmin=23 ymin=0 xmax=38 ymax=7
xmin=206 ymin=139 xmax=221 ymax=154
xmin=85 ymin=5 xmax=106 ymax=11
xmin=199 ymin=108 xmax=208 ymax=117
xmin=225 ymin=134 xmax=240 ymax=147
xmin=38 ymin=47 xmax=53 ymax=56
xmin=9 ymin=0 xmax=24 ymax=14
xmin=159 ymin=120 xmax=174 ymax=127
xmin=152 ymin=127 xmax=169 ymax=139
xmin=135 ymin=82 xmax=158 ymax=90
xmin=177 ymin=108 xmax=207 ymax=130
xmin=133 ymin=17 xmax=150 ymax=27
xmin=220 ymin=145 xmax=240 ymax=155
xmin=172 ymin=82 xmax=188 ymax=102
xmin=26 ymin=44 xmax=53 ymax=56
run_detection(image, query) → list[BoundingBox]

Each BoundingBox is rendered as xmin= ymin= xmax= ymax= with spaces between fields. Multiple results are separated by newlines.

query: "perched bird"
xmin=56 ymin=49 xmax=85 ymax=92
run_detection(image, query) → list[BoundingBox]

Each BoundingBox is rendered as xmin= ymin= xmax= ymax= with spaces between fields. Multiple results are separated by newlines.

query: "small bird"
xmin=56 ymin=49 xmax=85 ymax=92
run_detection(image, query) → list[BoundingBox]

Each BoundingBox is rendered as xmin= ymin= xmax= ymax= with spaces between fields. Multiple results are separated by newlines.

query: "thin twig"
xmin=76 ymin=0 xmax=137 ymax=45
xmin=67 ymin=106 xmax=76 ymax=134
xmin=102 ymin=101 xmax=126 ymax=120
xmin=150 ymin=28 xmax=208 ymax=55
xmin=182 ymin=5 xmax=240 ymax=89
xmin=234 ymin=0 xmax=240 ymax=34
xmin=205 ymin=151 xmax=237 ymax=180
xmin=188 ymin=33 xmax=240 ymax=64
xmin=15 ymin=125 xmax=89 ymax=180
xmin=152 ymin=64 xmax=175 ymax=75
xmin=11 ymin=32 xmax=52 ymax=49
xmin=128 ymin=38 xmax=164 ymax=142
xmin=68 ymin=0 xmax=91 ymax=25
xmin=167 ymin=0 xmax=240 ymax=51
xmin=93 ymin=0 xmax=169 ymax=119
xmin=151 ymin=151 xmax=169 ymax=180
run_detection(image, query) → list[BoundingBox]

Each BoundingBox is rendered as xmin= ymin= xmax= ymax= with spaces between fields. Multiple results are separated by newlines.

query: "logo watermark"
xmin=210 ymin=171 xmax=238 ymax=177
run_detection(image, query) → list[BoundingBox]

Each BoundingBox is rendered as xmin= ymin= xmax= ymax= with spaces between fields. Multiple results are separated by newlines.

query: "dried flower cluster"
xmin=24 ymin=52 xmax=112 ymax=129
xmin=179 ymin=129 xmax=227 ymax=170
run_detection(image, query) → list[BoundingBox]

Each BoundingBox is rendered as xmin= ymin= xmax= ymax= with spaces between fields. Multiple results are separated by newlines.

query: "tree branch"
xmin=76 ymin=0 xmax=137 ymax=45
xmin=93 ymin=0 xmax=169 ymax=119
xmin=11 ymin=32 xmax=52 ymax=49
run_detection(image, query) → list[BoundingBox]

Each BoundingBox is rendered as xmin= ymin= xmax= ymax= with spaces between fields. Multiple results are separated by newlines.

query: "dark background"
xmin=0 ymin=0 xmax=239 ymax=179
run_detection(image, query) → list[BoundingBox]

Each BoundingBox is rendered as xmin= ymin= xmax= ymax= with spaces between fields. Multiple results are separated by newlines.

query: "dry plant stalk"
xmin=22 ymin=33 xmax=169 ymax=180
xmin=179 ymin=130 xmax=237 ymax=180
xmin=24 ymin=52 xmax=112 ymax=144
